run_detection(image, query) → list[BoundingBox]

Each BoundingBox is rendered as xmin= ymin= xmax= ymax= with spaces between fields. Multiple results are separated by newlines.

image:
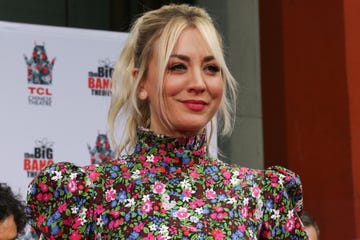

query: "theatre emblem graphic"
xmin=24 ymin=43 xmax=56 ymax=106
xmin=88 ymin=133 xmax=115 ymax=164
xmin=24 ymin=43 xmax=56 ymax=85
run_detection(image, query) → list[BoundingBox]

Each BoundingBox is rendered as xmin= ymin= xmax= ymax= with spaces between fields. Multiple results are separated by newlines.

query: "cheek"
xmin=208 ymin=79 xmax=224 ymax=98
xmin=163 ymin=77 xmax=184 ymax=96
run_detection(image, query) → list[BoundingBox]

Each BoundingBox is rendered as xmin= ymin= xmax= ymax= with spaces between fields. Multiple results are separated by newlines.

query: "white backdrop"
xmin=0 ymin=21 xmax=128 ymax=200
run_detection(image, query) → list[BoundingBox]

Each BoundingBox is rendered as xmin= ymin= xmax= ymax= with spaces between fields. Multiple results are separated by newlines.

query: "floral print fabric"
xmin=26 ymin=128 xmax=308 ymax=239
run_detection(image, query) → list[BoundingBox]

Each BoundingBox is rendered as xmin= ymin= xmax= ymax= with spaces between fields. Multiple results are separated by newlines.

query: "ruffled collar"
xmin=132 ymin=127 xmax=208 ymax=167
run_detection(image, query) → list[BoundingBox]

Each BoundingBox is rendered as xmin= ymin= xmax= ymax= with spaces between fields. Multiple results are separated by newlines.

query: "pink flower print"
xmin=89 ymin=170 xmax=100 ymax=181
xmin=153 ymin=155 xmax=161 ymax=163
xmin=285 ymin=217 xmax=295 ymax=232
xmin=108 ymin=219 xmax=121 ymax=229
xmin=189 ymin=201 xmax=197 ymax=209
xmin=153 ymin=181 xmax=166 ymax=194
xmin=37 ymin=214 xmax=45 ymax=225
xmin=222 ymin=171 xmax=231 ymax=179
xmin=238 ymin=224 xmax=246 ymax=232
xmin=72 ymin=217 xmax=82 ymax=229
xmin=38 ymin=182 xmax=48 ymax=192
xmin=211 ymin=229 xmax=225 ymax=240
xmin=240 ymin=206 xmax=249 ymax=218
xmin=175 ymin=207 xmax=190 ymax=219
xmin=270 ymin=175 xmax=279 ymax=187
xmin=105 ymin=188 xmax=116 ymax=202
xmin=88 ymin=164 xmax=95 ymax=170
xmin=157 ymin=235 xmax=168 ymax=240
xmin=134 ymin=222 xmax=144 ymax=232
xmin=205 ymin=189 xmax=216 ymax=199
xmin=67 ymin=180 xmax=78 ymax=193
xmin=251 ymin=186 xmax=261 ymax=198
xmin=110 ymin=210 xmax=120 ymax=218
xmin=223 ymin=179 xmax=230 ymax=185
xmin=206 ymin=178 xmax=215 ymax=186
xmin=217 ymin=212 xmax=226 ymax=220
xmin=42 ymin=193 xmax=52 ymax=202
xmin=210 ymin=213 xmax=217 ymax=219
xmin=141 ymin=200 xmax=153 ymax=213
xmin=95 ymin=204 xmax=105 ymax=215
xmin=163 ymin=156 xmax=172 ymax=164
xmin=69 ymin=230 xmax=81 ymax=240
xmin=169 ymin=226 xmax=178 ymax=235
xmin=58 ymin=202 xmax=67 ymax=213
xmin=213 ymin=206 xmax=224 ymax=212
xmin=143 ymin=232 xmax=155 ymax=240
xmin=189 ymin=170 xmax=200 ymax=179
xmin=123 ymin=172 xmax=131 ymax=179
xmin=195 ymin=198 xmax=205 ymax=207
xmin=105 ymin=179 xmax=114 ymax=188
xmin=183 ymin=188 xmax=193 ymax=197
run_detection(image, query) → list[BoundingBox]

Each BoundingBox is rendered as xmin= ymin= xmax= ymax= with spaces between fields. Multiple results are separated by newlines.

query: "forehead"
xmin=0 ymin=215 xmax=17 ymax=240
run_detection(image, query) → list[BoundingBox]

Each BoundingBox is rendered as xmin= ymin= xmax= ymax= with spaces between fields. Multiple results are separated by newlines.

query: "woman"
xmin=26 ymin=4 xmax=308 ymax=239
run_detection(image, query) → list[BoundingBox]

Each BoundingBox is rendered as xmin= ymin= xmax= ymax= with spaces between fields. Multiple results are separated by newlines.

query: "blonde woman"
xmin=26 ymin=4 xmax=308 ymax=239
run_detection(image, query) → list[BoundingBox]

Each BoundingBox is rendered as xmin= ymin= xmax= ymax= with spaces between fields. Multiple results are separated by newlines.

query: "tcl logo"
xmin=28 ymin=86 xmax=52 ymax=96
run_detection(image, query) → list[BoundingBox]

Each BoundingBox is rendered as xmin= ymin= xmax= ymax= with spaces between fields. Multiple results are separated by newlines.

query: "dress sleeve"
xmin=26 ymin=162 xmax=95 ymax=239
xmin=260 ymin=166 xmax=308 ymax=239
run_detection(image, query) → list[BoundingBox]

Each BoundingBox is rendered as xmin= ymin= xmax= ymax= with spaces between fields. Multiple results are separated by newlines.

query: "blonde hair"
xmin=108 ymin=4 xmax=237 ymax=155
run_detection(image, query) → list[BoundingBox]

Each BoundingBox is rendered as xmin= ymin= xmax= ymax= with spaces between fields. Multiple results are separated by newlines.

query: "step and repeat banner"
xmin=0 ymin=21 xmax=129 ymax=201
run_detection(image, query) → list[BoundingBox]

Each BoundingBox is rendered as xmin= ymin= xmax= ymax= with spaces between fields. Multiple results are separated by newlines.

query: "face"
xmin=139 ymin=27 xmax=223 ymax=136
xmin=0 ymin=215 xmax=17 ymax=240
xmin=305 ymin=225 xmax=318 ymax=240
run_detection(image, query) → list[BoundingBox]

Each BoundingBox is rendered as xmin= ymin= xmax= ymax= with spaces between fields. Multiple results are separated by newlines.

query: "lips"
xmin=181 ymin=99 xmax=207 ymax=111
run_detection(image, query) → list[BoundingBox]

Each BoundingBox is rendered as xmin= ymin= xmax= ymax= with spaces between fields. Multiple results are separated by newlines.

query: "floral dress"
xmin=26 ymin=128 xmax=308 ymax=239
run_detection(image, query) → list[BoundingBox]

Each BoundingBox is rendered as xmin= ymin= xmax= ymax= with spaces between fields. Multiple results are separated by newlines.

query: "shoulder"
xmin=26 ymin=161 xmax=94 ymax=237
xmin=262 ymin=166 xmax=304 ymax=212
xmin=259 ymin=166 xmax=307 ymax=238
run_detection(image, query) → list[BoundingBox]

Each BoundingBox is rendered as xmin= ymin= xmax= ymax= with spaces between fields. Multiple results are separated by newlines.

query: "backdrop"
xmin=0 ymin=21 xmax=128 ymax=200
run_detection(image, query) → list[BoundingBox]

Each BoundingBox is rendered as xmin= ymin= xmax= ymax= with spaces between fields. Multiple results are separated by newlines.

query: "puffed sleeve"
xmin=260 ymin=166 xmax=308 ymax=239
xmin=26 ymin=162 xmax=95 ymax=239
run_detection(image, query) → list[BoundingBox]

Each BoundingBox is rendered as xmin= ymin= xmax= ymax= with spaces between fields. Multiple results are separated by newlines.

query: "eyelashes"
xmin=167 ymin=63 xmax=221 ymax=74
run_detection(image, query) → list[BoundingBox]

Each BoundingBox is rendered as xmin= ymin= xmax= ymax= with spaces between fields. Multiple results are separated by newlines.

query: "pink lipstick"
xmin=182 ymin=100 xmax=207 ymax=111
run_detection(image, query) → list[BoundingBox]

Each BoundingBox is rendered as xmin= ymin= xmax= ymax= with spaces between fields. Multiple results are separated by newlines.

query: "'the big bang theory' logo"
xmin=24 ymin=138 xmax=54 ymax=178
xmin=88 ymin=133 xmax=115 ymax=164
xmin=88 ymin=58 xmax=114 ymax=96
xmin=24 ymin=43 xmax=56 ymax=106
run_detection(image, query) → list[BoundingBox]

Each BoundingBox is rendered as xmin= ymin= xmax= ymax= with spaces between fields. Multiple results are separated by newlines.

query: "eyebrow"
xmin=170 ymin=54 xmax=215 ymax=63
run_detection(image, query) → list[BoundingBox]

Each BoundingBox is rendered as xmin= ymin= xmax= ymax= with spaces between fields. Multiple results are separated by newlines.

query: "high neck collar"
xmin=133 ymin=127 xmax=208 ymax=166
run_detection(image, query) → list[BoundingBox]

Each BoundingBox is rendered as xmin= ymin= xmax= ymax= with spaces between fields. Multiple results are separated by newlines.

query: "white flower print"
xmin=243 ymin=197 xmax=249 ymax=205
xmin=51 ymin=171 xmax=62 ymax=181
xmin=287 ymin=209 xmax=294 ymax=219
xmin=190 ymin=215 xmax=199 ymax=223
xmin=271 ymin=209 xmax=280 ymax=220
xmin=96 ymin=217 xmax=104 ymax=227
xmin=226 ymin=197 xmax=236 ymax=205
xmin=146 ymin=155 xmax=154 ymax=162
xmin=70 ymin=172 xmax=78 ymax=180
xmin=131 ymin=170 xmax=141 ymax=179
xmin=142 ymin=194 xmax=150 ymax=202
xmin=195 ymin=207 xmax=203 ymax=215
xmin=125 ymin=198 xmax=135 ymax=207
xmin=71 ymin=206 xmax=78 ymax=214
xmin=180 ymin=179 xmax=191 ymax=189
xmin=149 ymin=223 xmax=157 ymax=231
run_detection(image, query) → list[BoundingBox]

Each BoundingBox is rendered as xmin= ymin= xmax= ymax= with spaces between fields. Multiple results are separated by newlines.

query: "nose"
xmin=188 ymin=68 xmax=206 ymax=93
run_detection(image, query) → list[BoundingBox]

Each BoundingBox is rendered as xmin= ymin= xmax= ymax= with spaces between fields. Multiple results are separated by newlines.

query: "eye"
xmin=204 ymin=64 xmax=220 ymax=74
xmin=168 ymin=63 xmax=187 ymax=72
